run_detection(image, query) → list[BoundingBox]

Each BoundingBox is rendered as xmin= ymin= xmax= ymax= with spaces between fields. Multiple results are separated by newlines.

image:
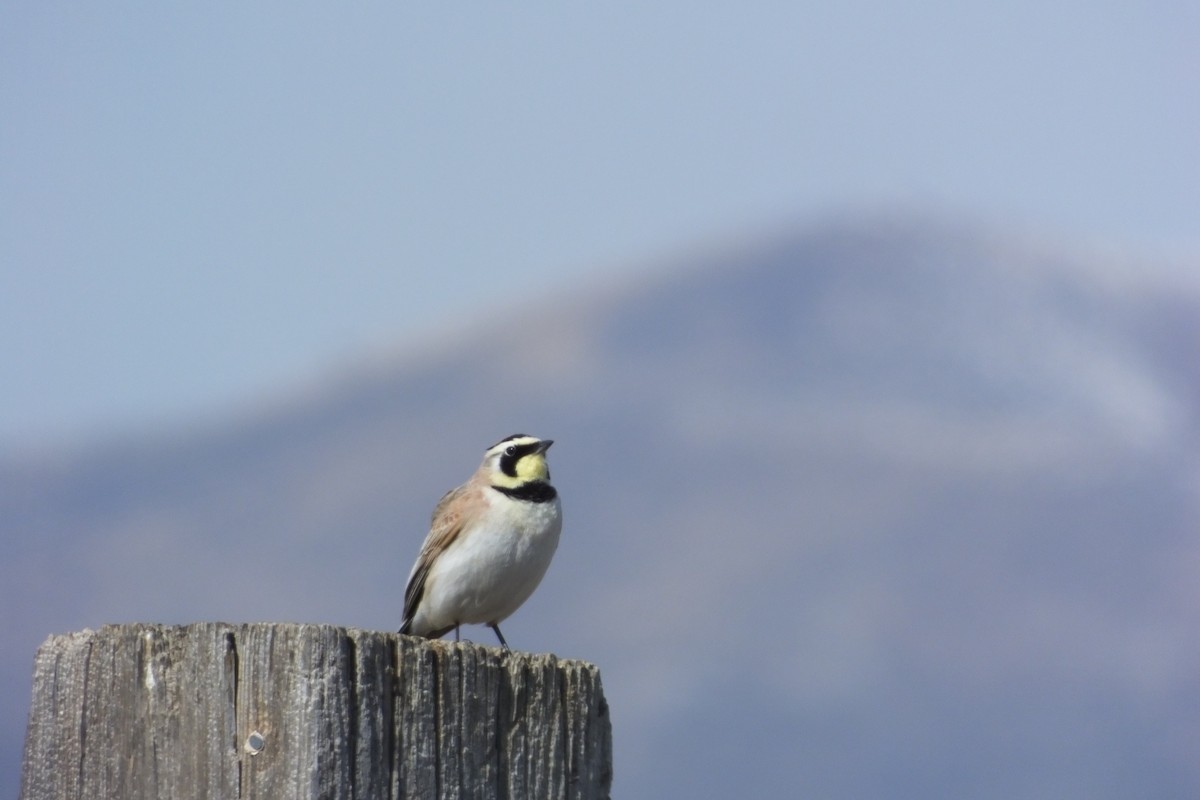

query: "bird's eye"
xmin=505 ymin=445 xmax=517 ymax=456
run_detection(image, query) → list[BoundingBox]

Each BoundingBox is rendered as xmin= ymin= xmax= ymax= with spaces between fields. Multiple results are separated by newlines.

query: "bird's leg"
xmin=454 ymin=625 xmax=460 ymax=643
xmin=489 ymin=624 xmax=510 ymax=650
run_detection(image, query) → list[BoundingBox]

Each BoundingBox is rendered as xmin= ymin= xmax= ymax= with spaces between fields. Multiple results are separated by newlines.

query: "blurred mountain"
xmin=4 ymin=215 xmax=1198 ymax=798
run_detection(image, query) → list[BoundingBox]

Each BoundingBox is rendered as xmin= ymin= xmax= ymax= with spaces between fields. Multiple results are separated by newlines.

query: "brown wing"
xmin=400 ymin=484 xmax=471 ymax=634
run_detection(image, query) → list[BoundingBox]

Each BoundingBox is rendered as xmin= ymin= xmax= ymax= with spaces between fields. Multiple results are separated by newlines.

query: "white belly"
xmin=419 ymin=493 xmax=562 ymax=631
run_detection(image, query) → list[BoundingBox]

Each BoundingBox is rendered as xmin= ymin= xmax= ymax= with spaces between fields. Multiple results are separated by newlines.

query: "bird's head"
xmin=482 ymin=433 xmax=554 ymax=488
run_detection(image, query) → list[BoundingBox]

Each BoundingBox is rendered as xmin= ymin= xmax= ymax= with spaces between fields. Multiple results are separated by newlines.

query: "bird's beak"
xmin=537 ymin=439 xmax=554 ymax=453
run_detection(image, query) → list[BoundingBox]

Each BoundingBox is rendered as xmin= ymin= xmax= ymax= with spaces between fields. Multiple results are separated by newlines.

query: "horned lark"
xmin=399 ymin=434 xmax=562 ymax=649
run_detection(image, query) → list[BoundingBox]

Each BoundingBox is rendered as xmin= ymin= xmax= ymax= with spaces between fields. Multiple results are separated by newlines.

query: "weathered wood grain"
xmin=19 ymin=623 xmax=612 ymax=800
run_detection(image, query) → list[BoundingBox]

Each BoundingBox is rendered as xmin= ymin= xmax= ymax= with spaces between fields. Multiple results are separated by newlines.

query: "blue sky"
xmin=2 ymin=2 xmax=1197 ymax=449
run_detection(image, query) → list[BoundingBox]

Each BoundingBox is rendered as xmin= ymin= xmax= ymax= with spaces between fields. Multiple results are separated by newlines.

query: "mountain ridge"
xmin=4 ymin=215 xmax=1198 ymax=798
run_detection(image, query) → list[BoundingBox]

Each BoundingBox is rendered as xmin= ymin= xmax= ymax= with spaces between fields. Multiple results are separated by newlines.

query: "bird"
xmin=399 ymin=433 xmax=562 ymax=649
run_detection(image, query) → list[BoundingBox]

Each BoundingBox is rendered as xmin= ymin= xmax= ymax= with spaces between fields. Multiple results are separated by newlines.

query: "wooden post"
xmin=19 ymin=623 xmax=612 ymax=800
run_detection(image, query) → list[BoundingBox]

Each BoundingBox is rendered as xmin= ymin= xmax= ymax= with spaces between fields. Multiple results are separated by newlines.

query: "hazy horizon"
xmin=3 ymin=3 xmax=1197 ymax=449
